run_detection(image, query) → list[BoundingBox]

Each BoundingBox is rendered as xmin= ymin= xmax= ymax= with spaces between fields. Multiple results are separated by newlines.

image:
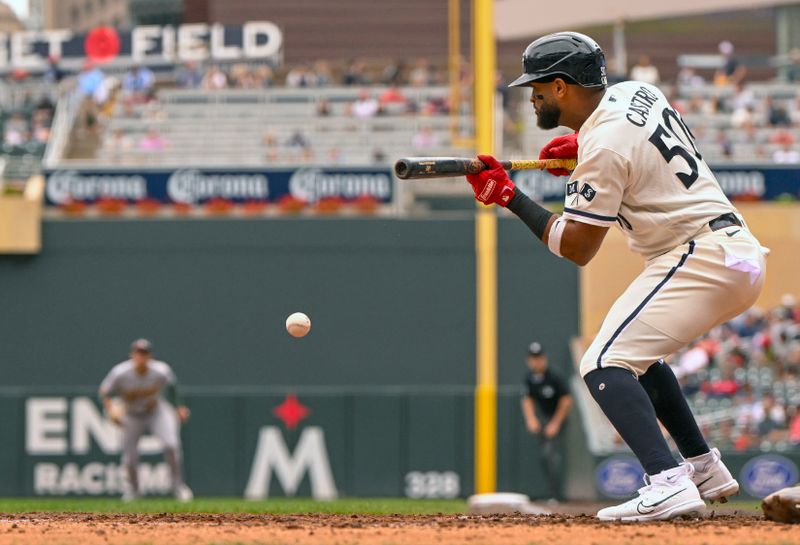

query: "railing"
xmin=42 ymin=86 xmax=84 ymax=169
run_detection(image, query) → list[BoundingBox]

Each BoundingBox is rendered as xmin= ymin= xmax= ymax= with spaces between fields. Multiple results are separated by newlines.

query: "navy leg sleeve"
xmin=640 ymin=360 xmax=710 ymax=459
xmin=584 ymin=367 xmax=678 ymax=475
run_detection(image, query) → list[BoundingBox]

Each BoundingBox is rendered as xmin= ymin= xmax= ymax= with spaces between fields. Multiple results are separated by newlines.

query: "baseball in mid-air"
xmin=285 ymin=312 xmax=311 ymax=338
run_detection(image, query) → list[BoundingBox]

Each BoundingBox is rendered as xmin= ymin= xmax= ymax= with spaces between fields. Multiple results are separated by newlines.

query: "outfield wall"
xmin=4 ymin=389 xmax=798 ymax=500
xmin=0 ymin=216 xmax=585 ymax=498
xmin=0 ymin=217 xmax=578 ymax=388
xmin=8 ymin=389 xmax=576 ymax=499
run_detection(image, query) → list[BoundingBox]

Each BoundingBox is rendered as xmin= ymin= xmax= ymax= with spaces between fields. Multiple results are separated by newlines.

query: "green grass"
xmin=0 ymin=497 xmax=467 ymax=514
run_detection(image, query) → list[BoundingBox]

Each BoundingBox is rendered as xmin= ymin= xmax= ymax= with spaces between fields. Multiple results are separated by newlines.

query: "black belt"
xmin=708 ymin=212 xmax=742 ymax=232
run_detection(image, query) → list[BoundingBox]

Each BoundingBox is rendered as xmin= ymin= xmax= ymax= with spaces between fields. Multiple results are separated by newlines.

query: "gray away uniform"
xmin=99 ymin=359 xmax=185 ymax=493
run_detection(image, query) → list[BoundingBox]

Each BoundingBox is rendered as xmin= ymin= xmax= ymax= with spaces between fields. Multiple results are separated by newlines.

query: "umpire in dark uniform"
xmin=521 ymin=341 xmax=573 ymax=501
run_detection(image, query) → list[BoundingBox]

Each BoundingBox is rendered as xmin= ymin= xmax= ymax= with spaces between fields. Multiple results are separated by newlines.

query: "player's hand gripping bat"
xmin=394 ymin=157 xmax=577 ymax=179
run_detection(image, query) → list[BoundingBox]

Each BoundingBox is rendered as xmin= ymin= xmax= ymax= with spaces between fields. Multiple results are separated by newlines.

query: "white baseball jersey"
xmin=100 ymin=360 xmax=176 ymax=415
xmin=563 ymin=81 xmax=737 ymax=259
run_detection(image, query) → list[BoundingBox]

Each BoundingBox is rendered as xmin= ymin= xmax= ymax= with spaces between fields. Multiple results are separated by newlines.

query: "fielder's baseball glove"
xmin=106 ymin=400 xmax=126 ymax=426
xmin=762 ymin=485 xmax=800 ymax=523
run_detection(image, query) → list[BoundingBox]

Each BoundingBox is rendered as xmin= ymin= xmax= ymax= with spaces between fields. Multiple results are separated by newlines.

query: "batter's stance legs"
xmin=639 ymin=360 xmax=709 ymax=458
xmin=583 ymin=367 xmax=678 ymax=475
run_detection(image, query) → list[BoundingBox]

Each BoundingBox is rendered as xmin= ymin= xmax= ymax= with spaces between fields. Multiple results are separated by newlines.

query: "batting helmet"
xmin=508 ymin=32 xmax=607 ymax=89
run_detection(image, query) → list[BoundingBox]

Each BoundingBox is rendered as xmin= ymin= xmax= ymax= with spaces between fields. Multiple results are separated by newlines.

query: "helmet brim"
xmin=507 ymin=73 xmax=539 ymax=88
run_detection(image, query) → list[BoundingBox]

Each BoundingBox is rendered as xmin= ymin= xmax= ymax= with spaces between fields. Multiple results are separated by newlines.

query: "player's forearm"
xmin=506 ymin=192 xmax=600 ymax=266
xmin=521 ymin=397 xmax=537 ymax=423
xmin=506 ymin=192 xmax=555 ymax=241
xmin=551 ymin=395 xmax=573 ymax=427
xmin=99 ymin=390 xmax=112 ymax=406
xmin=165 ymin=383 xmax=182 ymax=406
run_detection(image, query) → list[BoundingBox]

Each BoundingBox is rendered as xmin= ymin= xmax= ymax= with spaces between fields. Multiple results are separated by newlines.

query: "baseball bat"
xmin=394 ymin=157 xmax=577 ymax=180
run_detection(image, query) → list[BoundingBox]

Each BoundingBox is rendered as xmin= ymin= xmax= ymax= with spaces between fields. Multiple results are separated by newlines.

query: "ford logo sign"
xmin=740 ymin=455 xmax=799 ymax=497
xmin=595 ymin=456 xmax=644 ymax=499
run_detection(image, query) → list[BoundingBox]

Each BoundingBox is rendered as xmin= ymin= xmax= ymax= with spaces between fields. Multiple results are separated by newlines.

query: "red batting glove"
xmin=465 ymin=154 xmax=516 ymax=207
xmin=539 ymin=133 xmax=578 ymax=176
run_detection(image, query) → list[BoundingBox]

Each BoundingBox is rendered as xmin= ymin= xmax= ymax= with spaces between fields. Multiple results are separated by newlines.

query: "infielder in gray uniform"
xmin=99 ymin=339 xmax=193 ymax=501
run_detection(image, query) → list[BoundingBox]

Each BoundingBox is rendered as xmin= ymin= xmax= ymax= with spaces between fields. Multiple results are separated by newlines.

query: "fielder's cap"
xmin=130 ymin=338 xmax=153 ymax=352
xmin=528 ymin=342 xmax=545 ymax=356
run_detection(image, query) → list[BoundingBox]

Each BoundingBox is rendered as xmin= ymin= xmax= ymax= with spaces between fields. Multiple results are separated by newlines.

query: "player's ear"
xmin=552 ymin=77 xmax=569 ymax=98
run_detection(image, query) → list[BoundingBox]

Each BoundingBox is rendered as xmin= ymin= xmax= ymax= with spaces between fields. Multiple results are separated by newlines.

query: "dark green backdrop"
xmin=0 ymin=217 xmax=579 ymax=387
xmin=0 ymin=216 xmax=582 ymax=498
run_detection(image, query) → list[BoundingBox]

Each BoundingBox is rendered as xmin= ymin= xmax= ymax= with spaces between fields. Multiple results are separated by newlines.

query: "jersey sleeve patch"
xmin=580 ymin=183 xmax=597 ymax=201
xmin=563 ymin=147 xmax=627 ymax=226
xmin=566 ymin=181 xmax=579 ymax=196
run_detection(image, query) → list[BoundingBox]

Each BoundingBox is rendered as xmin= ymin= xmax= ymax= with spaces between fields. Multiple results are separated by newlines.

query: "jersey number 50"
xmin=648 ymin=108 xmax=703 ymax=189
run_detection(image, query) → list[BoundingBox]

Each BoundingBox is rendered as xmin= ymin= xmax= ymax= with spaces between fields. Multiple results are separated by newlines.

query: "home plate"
xmin=467 ymin=493 xmax=552 ymax=515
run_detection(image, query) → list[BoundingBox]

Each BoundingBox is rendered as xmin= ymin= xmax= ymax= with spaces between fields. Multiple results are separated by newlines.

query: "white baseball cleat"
xmin=121 ymin=489 xmax=141 ymax=502
xmin=684 ymin=448 xmax=739 ymax=502
xmin=597 ymin=464 xmax=705 ymax=521
xmin=174 ymin=483 xmax=194 ymax=502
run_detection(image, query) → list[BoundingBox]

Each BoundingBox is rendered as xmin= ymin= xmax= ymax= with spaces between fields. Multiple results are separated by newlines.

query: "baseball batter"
xmin=99 ymin=339 xmax=193 ymax=502
xmin=466 ymin=32 xmax=767 ymax=521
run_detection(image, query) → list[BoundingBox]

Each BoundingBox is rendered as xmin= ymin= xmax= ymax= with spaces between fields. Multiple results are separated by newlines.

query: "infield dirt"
xmin=0 ymin=512 xmax=797 ymax=545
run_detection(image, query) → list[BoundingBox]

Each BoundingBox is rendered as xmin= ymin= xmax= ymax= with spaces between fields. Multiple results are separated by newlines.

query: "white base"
xmin=467 ymin=492 xmax=551 ymax=515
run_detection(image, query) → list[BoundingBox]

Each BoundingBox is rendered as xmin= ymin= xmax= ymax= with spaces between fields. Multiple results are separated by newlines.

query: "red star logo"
xmin=273 ymin=394 xmax=310 ymax=430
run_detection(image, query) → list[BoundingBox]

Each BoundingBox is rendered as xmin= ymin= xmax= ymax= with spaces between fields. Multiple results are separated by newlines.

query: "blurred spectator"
xmin=326 ymin=147 xmax=344 ymax=164
xmin=703 ymin=366 xmax=740 ymax=398
xmin=785 ymin=48 xmax=800 ymax=82
xmin=286 ymin=130 xmax=311 ymax=152
xmin=674 ymin=339 xmax=717 ymax=379
xmin=202 ymin=66 xmax=228 ymax=90
xmin=409 ymin=58 xmax=432 ymax=87
xmin=138 ymin=128 xmax=167 ymax=151
xmin=730 ymin=81 xmax=756 ymax=112
xmin=253 ymin=65 xmax=275 ymax=88
xmin=771 ymin=130 xmax=800 ymax=164
xmin=43 ymin=55 xmax=65 ymax=85
xmin=177 ymin=62 xmax=203 ymax=88
xmin=731 ymin=105 xmax=756 ymax=130
xmin=123 ymin=65 xmax=155 ymax=100
xmin=381 ymin=60 xmax=405 ymax=85
xmin=228 ymin=63 xmax=251 ymax=88
xmin=343 ymin=60 xmax=368 ymax=86
xmin=766 ymin=96 xmax=792 ymax=127
xmin=710 ymin=418 xmax=737 ymax=451
xmin=286 ymin=64 xmax=319 ymax=88
xmin=630 ymin=54 xmax=660 ymax=85
xmin=372 ymin=148 xmax=387 ymax=163
xmin=677 ymin=67 xmax=705 ymax=88
xmin=317 ymin=99 xmax=332 ymax=116
xmin=263 ymin=131 xmax=279 ymax=162
xmin=717 ymin=130 xmax=734 ymax=159
xmin=755 ymin=392 xmax=787 ymax=437
xmin=3 ymin=113 xmax=27 ymax=145
xmin=379 ymin=84 xmax=407 ymax=109
xmin=351 ymin=90 xmax=379 ymax=118
xmin=714 ymin=40 xmax=747 ymax=86
xmin=108 ymin=129 xmax=134 ymax=161
xmin=78 ymin=61 xmax=106 ymax=100
xmin=789 ymin=405 xmax=800 ymax=444
xmin=411 ymin=124 xmax=438 ymax=150
xmin=313 ymin=61 xmax=334 ymax=86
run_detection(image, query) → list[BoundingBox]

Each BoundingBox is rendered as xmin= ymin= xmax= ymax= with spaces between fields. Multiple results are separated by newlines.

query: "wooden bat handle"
xmin=394 ymin=157 xmax=577 ymax=179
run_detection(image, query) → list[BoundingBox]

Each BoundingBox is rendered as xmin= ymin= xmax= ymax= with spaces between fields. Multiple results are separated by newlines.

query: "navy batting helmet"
xmin=508 ymin=32 xmax=607 ymax=89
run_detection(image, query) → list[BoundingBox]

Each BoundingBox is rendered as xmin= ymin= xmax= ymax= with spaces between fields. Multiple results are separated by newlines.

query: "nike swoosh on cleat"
xmin=696 ymin=476 xmax=714 ymax=488
xmin=725 ymin=229 xmax=741 ymax=237
xmin=636 ymin=488 xmax=688 ymax=515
